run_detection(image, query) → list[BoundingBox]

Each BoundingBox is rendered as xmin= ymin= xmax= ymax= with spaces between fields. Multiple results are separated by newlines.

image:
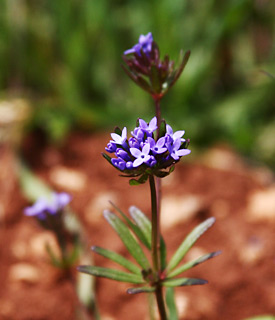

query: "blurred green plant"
xmin=1 ymin=0 xmax=274 ymax=165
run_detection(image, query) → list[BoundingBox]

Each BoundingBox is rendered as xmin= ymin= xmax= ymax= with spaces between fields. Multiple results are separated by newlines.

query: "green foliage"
xmin=1 ymin=0 xmax=274 ymax=164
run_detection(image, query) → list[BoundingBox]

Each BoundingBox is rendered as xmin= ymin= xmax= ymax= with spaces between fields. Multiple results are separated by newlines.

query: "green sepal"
xmin=167 ymin=250 xmax=221 ymax=278
xmin=102 ymin=153 xmax=113 ymax=165
xmin=129 ymin=174 xmax=148 ymax=185
xmin=129 ymin=206 xmax=151 ymax=248
xmin=121 ymin=65 xmax=152 ymax=94
xmin=114 ymin=126 xmax=122 ymax=135
xmin=150 ymin=64 xmax=162 ymax=93
xmin=167 ymin=217 xmax=216 ymax=272
xmin=103 ymin=210 xmax=150 ymax=270
xmin=163 ymin=277 xmax=208 ymax=287
xmin=110 ymin=202 xmax=150 ymax=249
xmin=127 ymin=286 xmax=155 ymax=294
xmin=78 ymin=266 xmax=144 ymax=284
xmin=166 ymin=288 xmax=178 ymax=320
xmin=167 ymin=50 xmax=191 ymax=90
xmin=91 ymin=245 xmax=141 ymax=275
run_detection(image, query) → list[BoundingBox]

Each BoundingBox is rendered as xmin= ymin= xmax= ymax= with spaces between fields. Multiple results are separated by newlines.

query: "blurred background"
xmin=0 ymin=0 xmax=274 ymax=166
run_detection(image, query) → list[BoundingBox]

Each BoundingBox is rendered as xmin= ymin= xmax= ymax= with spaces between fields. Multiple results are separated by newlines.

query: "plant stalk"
xmin=149 ymin=175 xmax=167 ymax=320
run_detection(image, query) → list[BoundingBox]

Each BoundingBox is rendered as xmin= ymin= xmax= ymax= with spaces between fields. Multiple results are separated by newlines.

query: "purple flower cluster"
xmin=104 ymin=117 xmax=190 ymax=176
xmin=24 ymin=192 xmax=71 ymax=220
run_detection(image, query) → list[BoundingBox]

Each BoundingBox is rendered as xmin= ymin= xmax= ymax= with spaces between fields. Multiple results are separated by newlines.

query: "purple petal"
xmin=130 ymin=147 xmax=142 ymax=158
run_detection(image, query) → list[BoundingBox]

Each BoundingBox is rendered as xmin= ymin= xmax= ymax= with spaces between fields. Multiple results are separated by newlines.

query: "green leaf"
xmin=45 ymin=243 xmax=62 ymax=268
xmin=110 ymin=202 xmax=151 ymax=249
xmin=78 ymin=266 xmax=144 ymax=284
xmin=91 ymin=246 xmax=141 ymax=275
xmin=163 ymin=277 xmax=208 ymax=287
xmin=129 ymin=174 xmax=148 ymax=185
xmin=167 ymin=251 xmax=221 ymax=278
xmin=103 ymin=210 xmax=150 ymax=270
xmin=18 ymin=162 xmax=52 ymax=202
xmin=167 ymin=217 xmax=216 ymax=272
xmin=127 ymin=286 xmax=155 ymax=294
xmin=166 ymin=288 xmax=178 ymax=320
xmin=129 ymin=206 xmax=151 ymax=248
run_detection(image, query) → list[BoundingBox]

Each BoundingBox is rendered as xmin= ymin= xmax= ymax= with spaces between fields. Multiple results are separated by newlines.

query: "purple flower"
xmin=105 ymin=141 xmax=117 ymax=153
xmin=131 ymin=127 xmax=144 ymax=141
xmin=111 ymin=127 xmax=127 ymax=146
xmin=130 ymin=143 xmax=151 ymax=167
xmin=168 ymin=138 xmax=191 ymax=160
xmin=166 ymin=124 xmax=186 ymax=143
xmin=124 ymin=32 xmax=153 ymax=56
xmin=111 ymin=158 xmax=126 ymax=170
xmin=115 ymin=148 xmax=131 ymax=162
xmin=24 ymin=192 xmax=71 ymax=220
xmin=148 ymin=137 xmax=167 ymax=154
xmin=145 ymin=155 xmax=157 ymax=167
xmin=139 ymin=117 xmax=157 ymax=135
xmin=129 ymin=137 xmax=140 ymax=149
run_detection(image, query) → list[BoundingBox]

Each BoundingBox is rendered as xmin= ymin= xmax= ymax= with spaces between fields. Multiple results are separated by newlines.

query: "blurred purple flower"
xmin=24 ymin=192 xmax=71 ymax=220
xmin=124 ymin=32 xmax=153 ymax=56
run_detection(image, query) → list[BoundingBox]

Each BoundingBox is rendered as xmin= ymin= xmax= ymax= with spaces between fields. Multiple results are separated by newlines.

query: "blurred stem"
xmin=149 ymin=175 xmax=167 ymax=320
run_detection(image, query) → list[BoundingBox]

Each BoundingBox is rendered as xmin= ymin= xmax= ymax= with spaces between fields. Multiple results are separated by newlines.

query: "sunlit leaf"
xmin=167 ymin=251 xmax=221 ymax=278
xmin=166 ymin=217 xmax=215 ymax=272
xmin=103 ymin=210 xmax=150 ymax=270
xmin=163 ymin=277 xmax=208 ymax=287
xmin=91 ymin=245 xmax=141 ymax=275
xmin=129 ymin=206 xmax=151 ymax=247
xmin=166 ymin=288 xmax=178 ymax=320
xmin=110 ymin=202 xmax=150 ymax=249
xmin=78 ymin=266 xmax=144 ymax=284
xmin=127 ymin=286 xmax=155 ymax=294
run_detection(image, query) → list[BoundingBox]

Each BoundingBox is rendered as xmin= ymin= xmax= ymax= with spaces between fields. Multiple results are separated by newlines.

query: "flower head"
xmin=124 ymin=32 xmax=153 ymax=56
xmin=123 ymin=32 xmax=191 ymax=100
xmin=24 ymin=192 xmax=71 ymax=220
xmin=103 ymin=117 xmax=191 ymax=183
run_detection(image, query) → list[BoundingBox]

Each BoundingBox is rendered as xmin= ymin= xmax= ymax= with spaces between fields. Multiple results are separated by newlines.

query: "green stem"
xmin=149 ymin=175 xmax=159 ymax=272
xmin=149 ymin=175 xmax=167 ymax=320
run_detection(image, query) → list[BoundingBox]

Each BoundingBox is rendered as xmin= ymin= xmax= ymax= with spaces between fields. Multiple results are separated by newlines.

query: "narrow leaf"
xmin=91 ymin=246 xmax=141 ymax=275
xmin=163 ymin=277 xmax=208 ymax=287
xmin=129 ymin=206 xmax=151 ymax=247
xmin=167 ymin=251 xmax=221 ymax=278
xmin=166 ymin=288 xmax=178 ymax=320
xmin=103 ymin=210 xmax=150 ymax=270
xmin=167 ymin=217 xmax=216 ymax=272
xmin=110 ymin=202 xmax=150 ymax=249
xmin=127 ymin=286 xmax=155 ymax=294
xmin=78 ymin=266 xmax=144 ymax=284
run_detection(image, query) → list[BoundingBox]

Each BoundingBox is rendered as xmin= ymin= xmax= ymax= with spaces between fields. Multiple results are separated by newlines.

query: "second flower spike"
xmin=122 ymin=32 xmax=191 ymax=100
